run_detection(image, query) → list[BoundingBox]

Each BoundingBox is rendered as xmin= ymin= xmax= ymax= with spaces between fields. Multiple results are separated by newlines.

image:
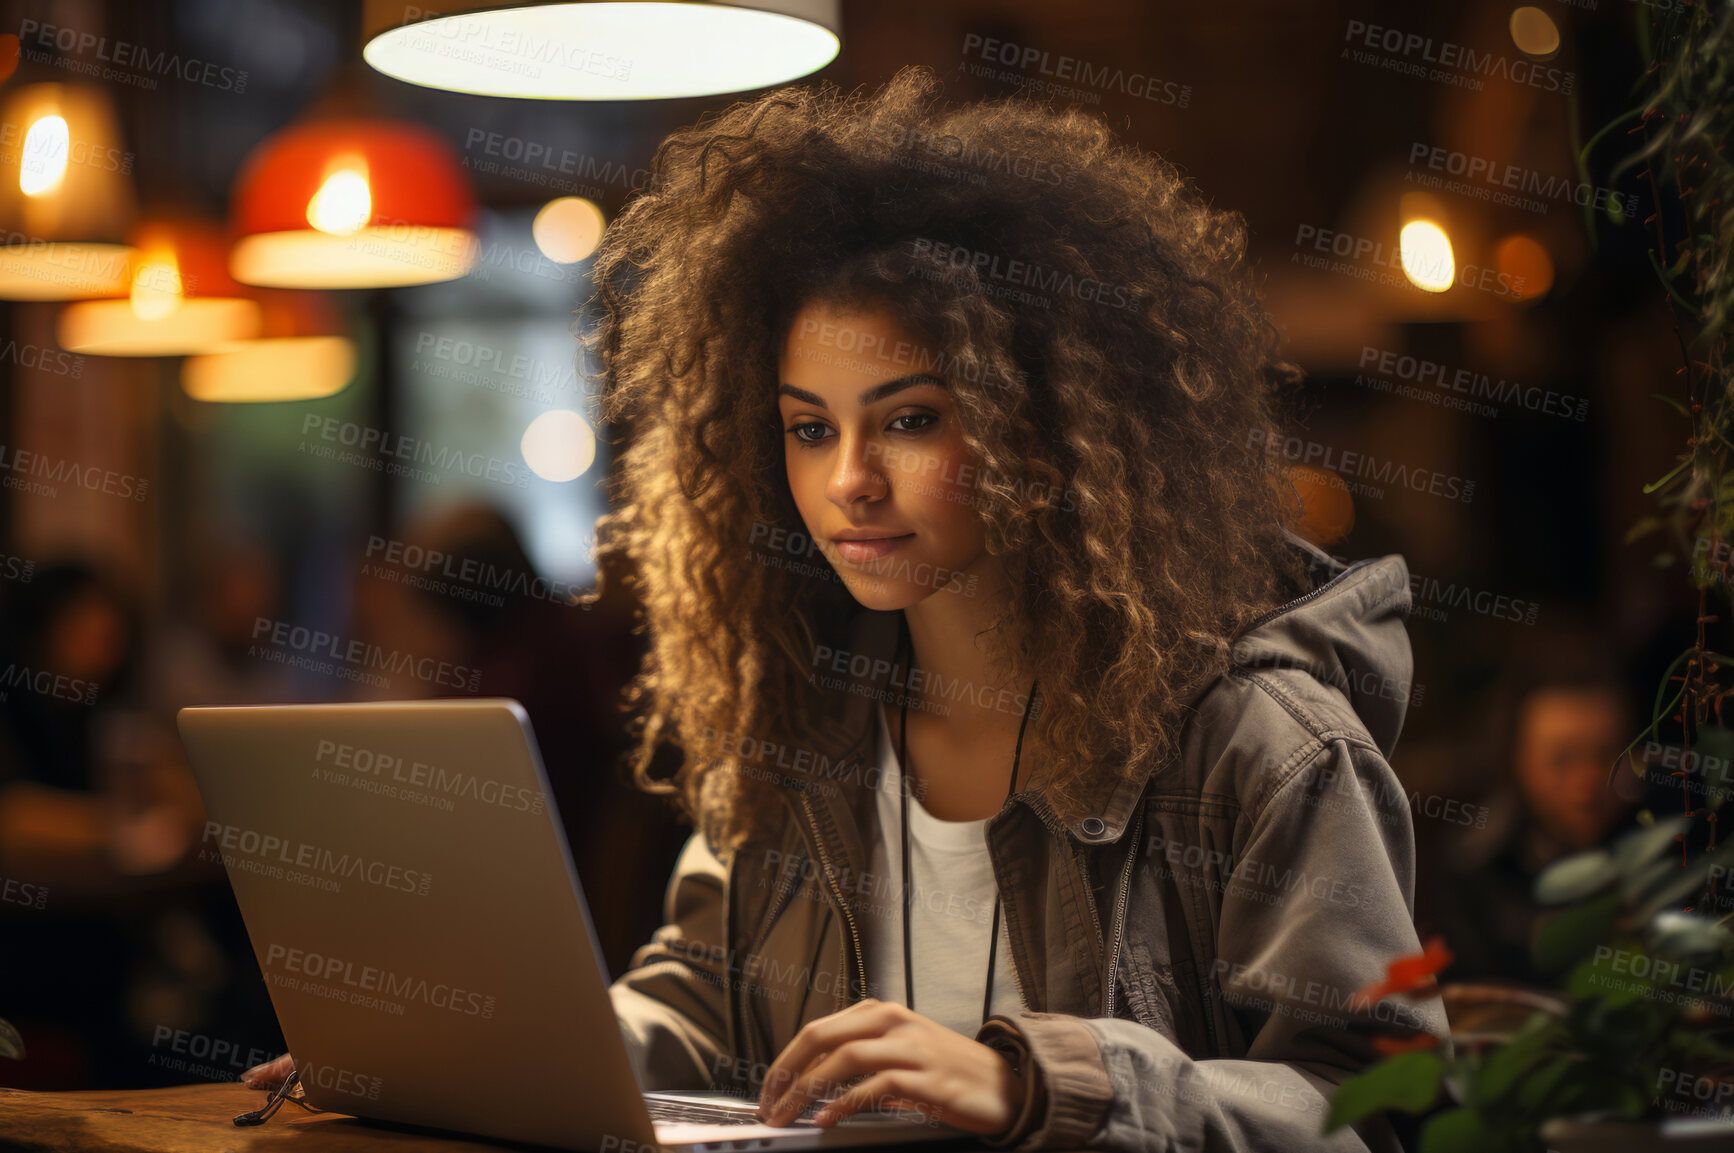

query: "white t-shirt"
xmin=860 ymin=701 xmax=1024 ymax=1037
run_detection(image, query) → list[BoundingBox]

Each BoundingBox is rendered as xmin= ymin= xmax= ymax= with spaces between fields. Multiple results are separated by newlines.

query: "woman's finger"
xmin=757 ymin=1036 xmax=917 ymax=1125
xmin=809 ymin=1070 xmax=937 ymax=1128
xmin=240 ymin=1053 xmax=295 ymax=1091
xmin=757 ymin=999 xmax=907 ymax=1111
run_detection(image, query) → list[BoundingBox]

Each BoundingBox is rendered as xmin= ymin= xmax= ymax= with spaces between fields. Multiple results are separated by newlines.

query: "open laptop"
xmin=176 ymin=699 xmax=971 ymax=1152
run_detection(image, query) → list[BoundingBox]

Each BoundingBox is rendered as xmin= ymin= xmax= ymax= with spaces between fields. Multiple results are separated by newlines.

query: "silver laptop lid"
xmin=176 ymin=699 xmax=660 ymax=1152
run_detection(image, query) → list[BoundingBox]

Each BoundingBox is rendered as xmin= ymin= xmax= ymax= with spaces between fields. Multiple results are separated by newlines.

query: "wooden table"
xmin=0 ymin=1083 xmax=999 ymax=1152
xmin=0 ymin=1081 xmax=560 ymax=1152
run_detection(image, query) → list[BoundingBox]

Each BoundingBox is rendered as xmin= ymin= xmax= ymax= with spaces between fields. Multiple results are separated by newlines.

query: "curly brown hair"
xmin=581 ymin=65 xmax=1310 ymax=854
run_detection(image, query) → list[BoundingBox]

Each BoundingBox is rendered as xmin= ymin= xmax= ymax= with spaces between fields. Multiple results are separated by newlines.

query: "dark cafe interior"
xmin=0 ymin=1 xmax=1730 ymax=1152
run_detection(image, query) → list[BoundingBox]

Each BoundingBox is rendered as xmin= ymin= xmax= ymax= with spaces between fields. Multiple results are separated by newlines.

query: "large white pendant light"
xmin=361 ymin=0 xmax=840 ymax=100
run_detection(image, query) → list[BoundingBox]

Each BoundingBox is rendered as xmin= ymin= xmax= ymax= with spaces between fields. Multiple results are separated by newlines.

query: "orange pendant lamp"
xmin=229 ymin=117 xmax=479 ymax=289
xmin=58 ymin=217 xmax=261 ymax=356
xmin=0 ymin=81 xmax=138 ymax=300
xmin=182 ymin=289 xmax=355 ymax=403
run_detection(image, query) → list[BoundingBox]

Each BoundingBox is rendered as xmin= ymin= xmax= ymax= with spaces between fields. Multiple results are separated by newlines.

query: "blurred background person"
xmin=1416 ymin=618 xmax=1650 ymax=987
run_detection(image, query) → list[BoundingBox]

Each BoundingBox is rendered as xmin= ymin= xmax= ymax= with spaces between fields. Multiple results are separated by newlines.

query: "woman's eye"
xmin=786 ymin=422 xmax=831 ymax=446
xmin=891 ymin=413 xmax=937 ymax=434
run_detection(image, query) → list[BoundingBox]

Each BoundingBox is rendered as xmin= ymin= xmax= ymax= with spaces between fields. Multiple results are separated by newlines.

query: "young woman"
xmin=589 ymin=66 xmax=1449 ymax=1152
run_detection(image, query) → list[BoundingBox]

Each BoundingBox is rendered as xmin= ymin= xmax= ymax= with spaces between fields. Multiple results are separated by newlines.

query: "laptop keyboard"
xmin=645 ymin=1097 xmax=822 ymax=1127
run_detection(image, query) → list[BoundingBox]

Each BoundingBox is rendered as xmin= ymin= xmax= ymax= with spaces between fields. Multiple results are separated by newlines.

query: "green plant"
xmin=1324 ymin=817 xmax=1734 ymax=1151
xmin=1320 ymin=3 xmax=1734 ymax=1148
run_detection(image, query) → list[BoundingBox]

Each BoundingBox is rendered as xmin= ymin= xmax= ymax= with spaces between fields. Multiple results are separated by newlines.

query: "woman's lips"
xmin=834 ymin=534 xmax=913 ymax=563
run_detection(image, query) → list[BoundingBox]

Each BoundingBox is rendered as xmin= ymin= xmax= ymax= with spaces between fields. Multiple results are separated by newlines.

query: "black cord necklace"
xmin=896 ymin=625 xmax=1039 ymax=1030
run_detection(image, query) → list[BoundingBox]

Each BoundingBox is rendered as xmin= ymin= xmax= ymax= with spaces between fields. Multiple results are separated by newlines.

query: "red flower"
xmin=1348 ymin=936 xmax=1454 ymax=1010
xmin=1371 ymin=1033 xmax=1441 ymax=1055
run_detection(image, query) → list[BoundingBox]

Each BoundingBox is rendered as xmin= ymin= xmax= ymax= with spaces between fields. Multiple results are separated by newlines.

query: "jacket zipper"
xmin=738 ymin=818 xmax=804 ymax=1082
xmin=798 ymin=790 xmax=869 ymax=1005
xmin=1101 ymin=805 xmax=1146 ymax=1020
xmin=1240 ymin=555 xmax=1368 ymax=634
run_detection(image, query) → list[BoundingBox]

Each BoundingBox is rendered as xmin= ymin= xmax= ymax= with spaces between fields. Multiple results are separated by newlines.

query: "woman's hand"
xmin=241 ymin=1053 xmax=295 ymax=1090
xmin=755 ymin=999 xmax=1024 ymax=1136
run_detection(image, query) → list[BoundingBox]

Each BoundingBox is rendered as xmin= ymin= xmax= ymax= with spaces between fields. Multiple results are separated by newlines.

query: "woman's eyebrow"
xmin=776 ymin=374 xmax=947 ymax=410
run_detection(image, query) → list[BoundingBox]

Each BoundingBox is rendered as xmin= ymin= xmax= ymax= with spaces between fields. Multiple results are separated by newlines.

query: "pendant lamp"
xmin=58 ymin=218 xmax=261 ymax=356
xmin=229 ymin=117 xmax=479 ymax=289
xmin=361 ymin=0 xmax=840 ymax=100
xmin=182 ymin=290 xmax=355 ymax=403
xmin=0 ymin=81 xmax=137 ymax=300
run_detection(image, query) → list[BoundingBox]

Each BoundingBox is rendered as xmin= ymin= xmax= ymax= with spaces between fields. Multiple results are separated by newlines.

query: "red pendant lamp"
xmin=229 ymin=116 xmax=479 ymax=289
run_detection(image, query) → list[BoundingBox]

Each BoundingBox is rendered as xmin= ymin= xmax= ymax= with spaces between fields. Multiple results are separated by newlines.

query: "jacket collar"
xmin=797 ymin=529 xmax=1400 ymax=848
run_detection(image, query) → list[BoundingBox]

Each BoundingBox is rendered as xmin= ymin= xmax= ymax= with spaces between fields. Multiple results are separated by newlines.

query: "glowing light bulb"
xmin=20 ymin=114 xmax=69 ymax=197
xmin=1399 ymin=221 xmax=1454 ymax=293
xmin=307 ymin=168 xmax=371 ymax=236
xmin=130 ymin=249 xmax=183 ymax=320
xmin=532 ymin=197 xmax=606 ymax=263
xmin=521 ymin=410 xmax=596 ymax=482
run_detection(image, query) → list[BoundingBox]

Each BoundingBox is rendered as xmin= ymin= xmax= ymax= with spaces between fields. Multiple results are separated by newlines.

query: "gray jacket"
xmin=609 ymin=533 xmax=1452 ymax=1151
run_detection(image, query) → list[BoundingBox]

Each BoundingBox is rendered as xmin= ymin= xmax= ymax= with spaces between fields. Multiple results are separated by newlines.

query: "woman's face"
xmin=776 ymin=299 xmax=989 ymax=612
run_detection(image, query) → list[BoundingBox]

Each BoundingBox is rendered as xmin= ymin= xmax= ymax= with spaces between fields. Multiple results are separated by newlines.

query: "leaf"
xmin=1642 ymin=455 xmax=1691 ymax=495
xmin=1611 ymin=814 xmax=1693 ymax=875
xmin=1534 ymin=850 xmax=1619 ymax=905
xmin=1470 ymin=1024 xmax=1550 ymax=1107
xmin=1625 ymin=516 xmax=1666 ymax=544
xmin=0 ymin=1017 xmax=22 ymax=1060
xmin=1515 ymin=1055 xmax=1579 ymax=1112
xmin=1649 ymin=392 xmax=1691 ymax=416
xmin=1322 ymin=1050 xmax=1446 ymax=1132
xmin=1648 ymin=910 xmax=1734 ymax=957
xmin=1534 ymin=891 xmax=1623 ymax=975
xmin=1417 ymin=1106 xmax=1499 ymax=1153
